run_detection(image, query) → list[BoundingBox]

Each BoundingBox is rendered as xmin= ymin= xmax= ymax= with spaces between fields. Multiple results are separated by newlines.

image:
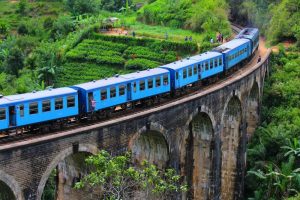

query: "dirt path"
xmin=102 ymin=28 xmax=131 ymax=36
xmin=271 ymin=41 xmax=295 ymax=53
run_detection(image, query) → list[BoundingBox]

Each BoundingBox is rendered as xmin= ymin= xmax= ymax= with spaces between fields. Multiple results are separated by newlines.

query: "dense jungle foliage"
xmin=245 ymin=50 xmax=300 ymax=199
xmin=227 ymin=0 xmax=300 ymax=199
xmin=228 ymin=0 xmax=300 ymax=46
xmin=138 ymin=0 xmax=231 ymax=37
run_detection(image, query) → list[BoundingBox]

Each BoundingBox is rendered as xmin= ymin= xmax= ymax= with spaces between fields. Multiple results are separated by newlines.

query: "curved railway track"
xmin=0 ymin=25 xmax=270 ymax=147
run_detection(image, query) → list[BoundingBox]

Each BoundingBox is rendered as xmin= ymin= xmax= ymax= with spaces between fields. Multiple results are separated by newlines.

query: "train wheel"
xmin=121 ymin=104 xmax=127 ymax=110
xmin=105 ymin=110 xmax=111 ymax=118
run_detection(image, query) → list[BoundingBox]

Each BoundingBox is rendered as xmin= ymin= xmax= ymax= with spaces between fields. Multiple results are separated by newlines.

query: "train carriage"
xmin=213 ymin=39 xmax=251 ymax=70
xmin=72 ymin=76 xmax=132 ymax=113
xmin=122 ymin=68 xmax=170 ymax=101
xmin=235 ymin=28 xmax=259 ymax=53
xmin=192 ymin=52 xmax=224 ymax=80
xmin=159 ymin=51 xmax=224 ymax=90
xmin=159 ymin=58 xmax=200 ymax=90
xmin=72 ymin=68 xmax=171 ymax=114
xmin=0 ymin=88 xmax=79 ymax=131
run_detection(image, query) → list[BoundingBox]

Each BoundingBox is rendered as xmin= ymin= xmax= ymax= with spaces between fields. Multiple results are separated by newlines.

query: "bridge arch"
xmin=246 ymin=81 xmax=260 ymax=138
xmin=129 ymin=122 xmax=170 ymax=169
xmin=0 ymin=170 xmax=24 ymax=200
xmin=220 ymin=94 xmax=242 ymax=200
xmin=36 ymin=143 xmax=99 ymax=200
xmin=179 ymin=106 xmax=217 ymax=199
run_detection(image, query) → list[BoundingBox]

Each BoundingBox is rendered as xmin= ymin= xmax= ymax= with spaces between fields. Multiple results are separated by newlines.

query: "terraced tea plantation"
xmin=56 ymin=33 xmax=198 ymax=87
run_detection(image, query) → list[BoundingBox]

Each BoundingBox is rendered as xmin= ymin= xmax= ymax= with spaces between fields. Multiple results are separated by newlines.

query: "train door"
xmin=9 ymin=106 xmax=16 ymax=127
xmin=197 ymin=63 xmax=201 ymax=80
xmin=175 ymin=70 xmax=180 ymax=89
xmin=88 ymin=92 xmax=94 ymax=112
xmin=127 ymin=83 xmax=132 ymax=101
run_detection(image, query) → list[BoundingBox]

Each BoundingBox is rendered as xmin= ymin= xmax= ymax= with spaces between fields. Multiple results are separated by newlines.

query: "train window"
xmin=193 ymin=65 xmax=197 ymax=74
xmin=101 ymin=89 xmax=107 ymax=100
xmin=110 ymin=87 xmax=116 ymax=98
xmin=205 ymin=62 xmax=209 ymax=70
xmin=156 ymin=77 xmax=161 ymax=87
xmin=188 ymin=67 xmax=192 ymax=77
xmin=55 ymin=98 xmax=63 ymax=110
xmin=133 ymin=82 xmax=137 ymax=92
xmin=30 ymin=102 xmax=39 ymax=114
xmin=183 ymin=68 xmax=187 ymax=78
xmin=202 ymin=63 xmax=205 ymax=71
xmin=163 ymin=75 xmax=169 ymax=85
xmin=19 ymin=105 xmax=24 ymax=117
xmin=210 ymin=60 xmax=213 ymax=69
xmin=119 ymin=85 xmax=125 ymax=96
xmin=42 ymin=100 xmax=51 ymax=112
xmin=219 ymin=58 xmax=222 ymax=65
xmin=0 ymin=108 xmax=6 ymax=120
xmin=67 ymin=96 xmax=75 ymax=108
xmin=214 ymin=59 xmax=218 ymax=67
xmin=140 ymin=80 xmax=145 ymax=91
xmin=176 ymin=72 xmax=179 ymax=80
xmin=148 ymin=78 xmax=153 ymax=89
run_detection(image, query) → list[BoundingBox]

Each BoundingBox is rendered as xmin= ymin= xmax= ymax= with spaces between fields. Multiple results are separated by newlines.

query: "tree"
xmin=0 ymin=21 xmax=9 ymax=35
xmin=50 ymin=15 xmax=75 ymax=40
xmin=34 ymin=42 xmax=61 ymax=86
xmin=75 ymin=150 xmax=187 ymax=200
xmin=247 ymin=156 xmax=300 ymax=199
xmin=17 ymin=24 xmax=28 ymax=35
xmin=64 ymin=0 xmax=101 ymax=15
xmin=17 ymin=0 xmax=27 ymax=15
xmin=43 ymin=17 xmax=54 ymax=30
xmin=5 ymin=47 xmax=24 ymax=77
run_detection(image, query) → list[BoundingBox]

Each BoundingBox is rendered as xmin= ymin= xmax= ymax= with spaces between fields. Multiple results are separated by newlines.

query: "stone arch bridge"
xmin=0 ymin=50 xmax=271 ymax=200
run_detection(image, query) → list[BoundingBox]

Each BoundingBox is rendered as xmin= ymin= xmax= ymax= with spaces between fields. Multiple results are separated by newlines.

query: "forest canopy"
xmin=138 ymin=0 xmax=231 ymax=37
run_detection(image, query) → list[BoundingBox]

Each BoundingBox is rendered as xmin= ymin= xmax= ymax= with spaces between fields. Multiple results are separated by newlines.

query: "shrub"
xmin=125 ymin=58 xmax=160 ymax=70
xmin=43 ymin=17 xmax=54 ymax=30
xmin=0 ymin=22 xmax=9 ymax=35
xmin=199 ymin=42 xmax=219 ymax=53
xmin=51 ymin=15 xmax=75 ymax=40
xmin=55 ymin=62 xmax=132 ymax=86
xmin=17 ymin=24 xmax=28 ymax=35
xmin=82 ymin=39 xmax=128 ymax=52
xmin=92 ymin=33 xmax=198 ymax=55
xmin=17 ymin=0 xmax=27 ymax=15
xmin=123 ymin=46 xmax=176 ymax=63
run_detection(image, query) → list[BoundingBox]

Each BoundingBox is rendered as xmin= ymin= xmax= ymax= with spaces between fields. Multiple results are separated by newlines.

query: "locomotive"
xmin=0 ymin=28 xmax=259 ymax=135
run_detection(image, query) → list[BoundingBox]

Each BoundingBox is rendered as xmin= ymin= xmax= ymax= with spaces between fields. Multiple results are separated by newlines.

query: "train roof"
xmin=213 ymin=39 xmax=249 ymax=53
xmin=0 ymin=87 xmax=77 ymax=105
xmin=73 ymin=68 xmax=169 ymax=91
xmin=191 ymin=51 xmax=223 ymax=61
xmin=160 ymin=51 xmax=222 ymax=70
xmin=235 ymin=28 xmax=259 ymax=39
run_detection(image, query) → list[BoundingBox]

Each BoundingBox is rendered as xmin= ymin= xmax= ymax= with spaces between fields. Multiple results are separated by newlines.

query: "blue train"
xmin=0 ymin=28 xmax=259 ymax=134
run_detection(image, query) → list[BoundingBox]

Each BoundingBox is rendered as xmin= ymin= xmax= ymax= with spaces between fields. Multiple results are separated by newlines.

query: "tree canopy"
xmin=75 ymin=150 xmax=187 ymax=200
